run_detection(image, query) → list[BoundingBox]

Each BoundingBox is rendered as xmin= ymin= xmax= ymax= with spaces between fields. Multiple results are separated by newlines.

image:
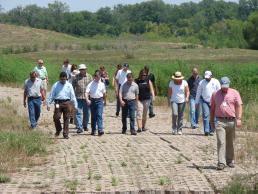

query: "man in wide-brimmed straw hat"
xmin=168 ymin=71 xmax=189 ymax=135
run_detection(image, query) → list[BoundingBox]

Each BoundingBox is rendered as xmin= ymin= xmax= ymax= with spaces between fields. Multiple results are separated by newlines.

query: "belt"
xmin=217 ymin=117 xmax=235 ymax=120
xmin=41 ymin=78 xmax=46 ymax=80
xmin=90 ymin=97 xmax=103 ymax=100
xmin=123 ymin=99 xmax=136 ymax=102
xmin=55 ymin=99 xmax=70 ymax=103
xmin=28 ymin=96 xmax=41 ymax=99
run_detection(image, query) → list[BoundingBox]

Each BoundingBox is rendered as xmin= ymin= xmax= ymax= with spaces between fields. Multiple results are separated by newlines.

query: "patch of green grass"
xmin=111 ymin=177 xmax=119 ymax=186
xmin=65 ymin=180 xmax=78 ymax=193
xmin=96 ymin=183 xmax=102 ymax=191
xmin=93 ymin=174 xmax=102 ymax=180
xmin=159 ymin=176 xmax=171 ymax=186
xmin=121 ymin=161 xmax=127 ymax=167
xmin=0 ymin=173 xmax=11 ymax=183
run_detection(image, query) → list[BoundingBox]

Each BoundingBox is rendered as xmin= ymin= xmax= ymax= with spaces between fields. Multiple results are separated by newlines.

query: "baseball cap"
xmin=204 ymin=71 xmax=212 ymax=79
xmin=220 ymin=77 xmax=230 ymax=88
xmin=78 ymin=64 xmax=87 ymax=70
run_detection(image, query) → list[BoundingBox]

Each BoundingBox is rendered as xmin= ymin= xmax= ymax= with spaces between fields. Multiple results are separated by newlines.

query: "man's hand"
xmin=152 ymin=96 xmax=155 ymax=101
xmin=47 ymin=106 xmax=50 ymax=111
xmin=120 ymin=100 xmax=125 ymax=107
xmin=23 ymin=102 xmax=27 ymax=108
xmin=185 ymin=97 xmax=189 ymax=103
xmin=236 ymin=119 xmax=242 ymax=128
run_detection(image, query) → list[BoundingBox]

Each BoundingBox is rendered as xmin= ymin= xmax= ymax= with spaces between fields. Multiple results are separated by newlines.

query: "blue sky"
xmin=0 ymin=0 xmax=239 ymax=12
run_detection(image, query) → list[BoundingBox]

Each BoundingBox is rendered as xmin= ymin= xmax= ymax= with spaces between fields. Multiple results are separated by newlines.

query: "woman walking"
xmin=168 ymin=71 xmax=189 ymax=135
xmin=135 ymin=69 xmax=155 ymax=132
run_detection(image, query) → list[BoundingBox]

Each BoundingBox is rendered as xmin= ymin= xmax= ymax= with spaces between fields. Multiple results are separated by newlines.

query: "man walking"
xmin=85 ymin=70 xmax=107 ymax=136
xmin=47 ymin=72 xmax=78 ymax=139
xmin=144 ymin=65 xmax=157 ymax=118
xmin=195 ymin=70 xmax=220 ymax=136
xmin=115 ymin=63 xmax=131 ymax=116
xmin=33 ymin=59 xmax=48 ymax=96
xmin=119 ymin=73 xmax=139 ymax=135
xmin=23 ymin=71 xmax=45 ymax=129
xmin=61 ymin=59 xmax=72 ymax=79
xmin=187 ymin=67 xmax=202 ymax=129
xmin=72 ymin=64 xmax=93 ymax=133
xmin=210 ymin=77 xmax=243 ymax=170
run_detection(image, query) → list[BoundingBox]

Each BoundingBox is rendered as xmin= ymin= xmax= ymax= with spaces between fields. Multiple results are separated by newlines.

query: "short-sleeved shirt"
xmin=86 ymin=80 xmax=106 ymax=98
xmin=135 ymin=78 xmax=151 ymax=101
xmin=120 ymin=81 xmax=139 ymax=100
xmin=72 ymin=73 xmax=93 ymax=99
xmin=169 ymin=80 xmax=188 ymax=103
xmin=211 ymin=88 xmax=242 ymax=118
xmin=24 ymin=78 xmax=43 ymax=97
xmin=116 ymin=69 xmax=131 ymax=85
xmin=34 ymin=65 xmax=48 ymax=80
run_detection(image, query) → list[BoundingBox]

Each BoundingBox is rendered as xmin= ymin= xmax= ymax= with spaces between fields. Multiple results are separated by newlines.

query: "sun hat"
xmin=78 ymin=64 xmax=87 ymax=70
xmin=204 ymin=71 xmax=212 ymax=79
xmin=220 ymin=77 xmax=230 ymax=88
xmin=171 ymin=71 xmax=184 ymax=80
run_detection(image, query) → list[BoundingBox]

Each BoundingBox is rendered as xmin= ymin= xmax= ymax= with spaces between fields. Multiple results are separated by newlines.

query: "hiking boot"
xmin=137 ymin=128 xmax=142 ymax=133
xmin=116 ymin=112 xmax=119 ymax=117
xmin=91 ymin=132 xmax=96 ymax=136
xmin=122 ymin=129 xmax=126 ymax=134
xmin=204 ymin=132 xmax=209 ymax=136
xmin=63 ymin=135 xmax=69 ymax=139
xmin=98 ymin=131 xmax=104 ymax=136
xmin=77 ymin=129 xmax=83 ymax=134
xmin=83 ymin=127 xmax=88 ymax=131
xmin=131 ymin=130 xmax=137 ymax=135
xmin=227 ymin=162 xmax=235 ymax=168
xmin=55 ymin=131 xmax=60 ymax=137
xmin=149 ymin=113 xmax=155 ymax=118
xmin=217 ymin=163 xmax=225 ymax=170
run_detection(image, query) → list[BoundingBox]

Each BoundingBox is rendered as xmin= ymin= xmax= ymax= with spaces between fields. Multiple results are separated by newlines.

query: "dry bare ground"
xmin=0 ymin=86 xmax=257 ymax=194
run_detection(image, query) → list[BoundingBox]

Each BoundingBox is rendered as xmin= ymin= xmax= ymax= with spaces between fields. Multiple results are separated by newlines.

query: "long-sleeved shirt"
xmin=47 ymin=81 xmax=77 ymax=108
xmin=195 ymin=78 xmax=221 ymax=104
xmin=187 ymin=75 xmax=202 ymax=98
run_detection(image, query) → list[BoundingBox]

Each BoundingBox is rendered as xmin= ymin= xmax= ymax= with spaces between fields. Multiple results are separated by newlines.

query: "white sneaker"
xmin=172 ymin=130 xmax=177 ymax=135
xmin=178 ymin=130 xmax=182 ymax=135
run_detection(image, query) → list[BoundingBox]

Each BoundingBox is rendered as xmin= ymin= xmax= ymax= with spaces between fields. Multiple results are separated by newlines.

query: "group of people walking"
xmin=23 ymin=59 xmax=243 ymax=170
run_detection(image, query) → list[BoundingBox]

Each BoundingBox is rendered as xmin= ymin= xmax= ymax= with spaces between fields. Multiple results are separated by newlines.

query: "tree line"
xmin=0 ymin=0 xmax=258 ymax=49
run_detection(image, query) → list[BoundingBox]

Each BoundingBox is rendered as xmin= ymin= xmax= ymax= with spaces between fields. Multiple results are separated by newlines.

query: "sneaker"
xmin=98 ymin=131 xmax=104 ymax=136
xmin=209 ymin=132 xmax=214 ymax=136
xmin=172 ymin=130 xmax=177 ymax=135
xmin=131 ymin=131 xmax=137 ymax=135
xmin=77 ymin=129 xmax=83 ymax=134
xmin=149 ymin=113 xmax=155 ymax=118
xmin=217 ymin=163 xmax=225 ymax=170
xmin=137 ymin=128 xmax=142 ymax=133
xmin=177 ymin=130 xmax=182 ymax=135
xmin=227 ymin=162 xmax=235 ymax=168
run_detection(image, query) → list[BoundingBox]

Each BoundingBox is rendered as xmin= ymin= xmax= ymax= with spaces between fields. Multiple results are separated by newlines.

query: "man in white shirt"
xmin=61 ymin=59 xmax=72 ymax=80
xmin=85 ymin=70 xmax=107 ymax=136
xmin=115 ymin=63 xmax=131 ymax=116
xmin=195 ymin=70 xmax=221 ymax=136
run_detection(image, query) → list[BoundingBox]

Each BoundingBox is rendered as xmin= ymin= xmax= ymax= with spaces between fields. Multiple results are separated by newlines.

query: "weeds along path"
xmin=0 ymin=86 xmax=257 ymax=193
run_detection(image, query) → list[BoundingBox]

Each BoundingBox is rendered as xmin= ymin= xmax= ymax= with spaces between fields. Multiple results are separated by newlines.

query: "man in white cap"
xmin=33 ymin=59 xmax=48 ymax=96
xmin=195 ymin=70 xmax=220 ymax=136
xmin=115 ymin=63 xmax=131 ymax=116
xmin=72 ymin=64 xmax=93 ymax=133
xmin=210 ymin=77 xmax=243 ymax=170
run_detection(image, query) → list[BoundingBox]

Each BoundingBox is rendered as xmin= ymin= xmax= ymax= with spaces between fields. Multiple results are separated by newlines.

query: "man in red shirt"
xmin=210 ymin=77 xmax=243 ymax=170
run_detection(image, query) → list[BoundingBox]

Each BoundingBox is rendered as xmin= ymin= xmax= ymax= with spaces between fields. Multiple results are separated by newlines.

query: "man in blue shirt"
xmin=47 ymin=72 xmax=78 ymax=139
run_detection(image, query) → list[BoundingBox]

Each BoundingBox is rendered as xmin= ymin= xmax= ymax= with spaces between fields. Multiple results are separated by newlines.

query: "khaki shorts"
xmin=137 ymin=99 xmax=150 ymax=120
xmin=41 ymin=79 xmax=47 ymax=91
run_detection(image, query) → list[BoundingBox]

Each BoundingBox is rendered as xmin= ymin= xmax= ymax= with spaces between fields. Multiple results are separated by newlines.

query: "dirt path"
xmin=0 ymin=86 xmax=256 ymax=194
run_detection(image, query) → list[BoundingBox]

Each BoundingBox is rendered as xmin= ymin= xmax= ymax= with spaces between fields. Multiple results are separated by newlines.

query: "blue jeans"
xmin=189 ymin=96 xmax=200 ymax=128
xmin=122 ymin=99 xmax=136 ymax=131
xmin=28 ymin=97 xmax=42 ymax=128
xmin=90 ymin=98 xmax=104 ymax=133
xmin=201 ymin=99 xmax=212 ymax=133
xmin=116 ymin=95 xmax=120 ymax=114
xmin=75 ymin=99 xmax=90 ymax=130
xmin=171 ymin=102 xmax=185 ymax=131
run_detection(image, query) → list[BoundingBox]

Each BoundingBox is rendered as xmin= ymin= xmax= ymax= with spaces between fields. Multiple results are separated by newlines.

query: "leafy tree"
xmin=243 ymin=11 xmax=258 ymax=49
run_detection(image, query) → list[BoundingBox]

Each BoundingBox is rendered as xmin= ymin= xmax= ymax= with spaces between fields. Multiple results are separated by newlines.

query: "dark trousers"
xmin=28 ymin=97 xmax=42 ymax=128
xmin=53 ymin=101 xmax=71 ymax=136
xmin=90 ymin=98 xmax=104 ymax=134
xmin=122 ymin=99 xmax=136 ymax=132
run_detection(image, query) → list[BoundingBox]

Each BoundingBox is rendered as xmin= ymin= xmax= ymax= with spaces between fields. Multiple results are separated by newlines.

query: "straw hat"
xmin=78 ymin=64 xmax=87 ymax=70
xmin=171 ymin=71 xmax=184 ymax=80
